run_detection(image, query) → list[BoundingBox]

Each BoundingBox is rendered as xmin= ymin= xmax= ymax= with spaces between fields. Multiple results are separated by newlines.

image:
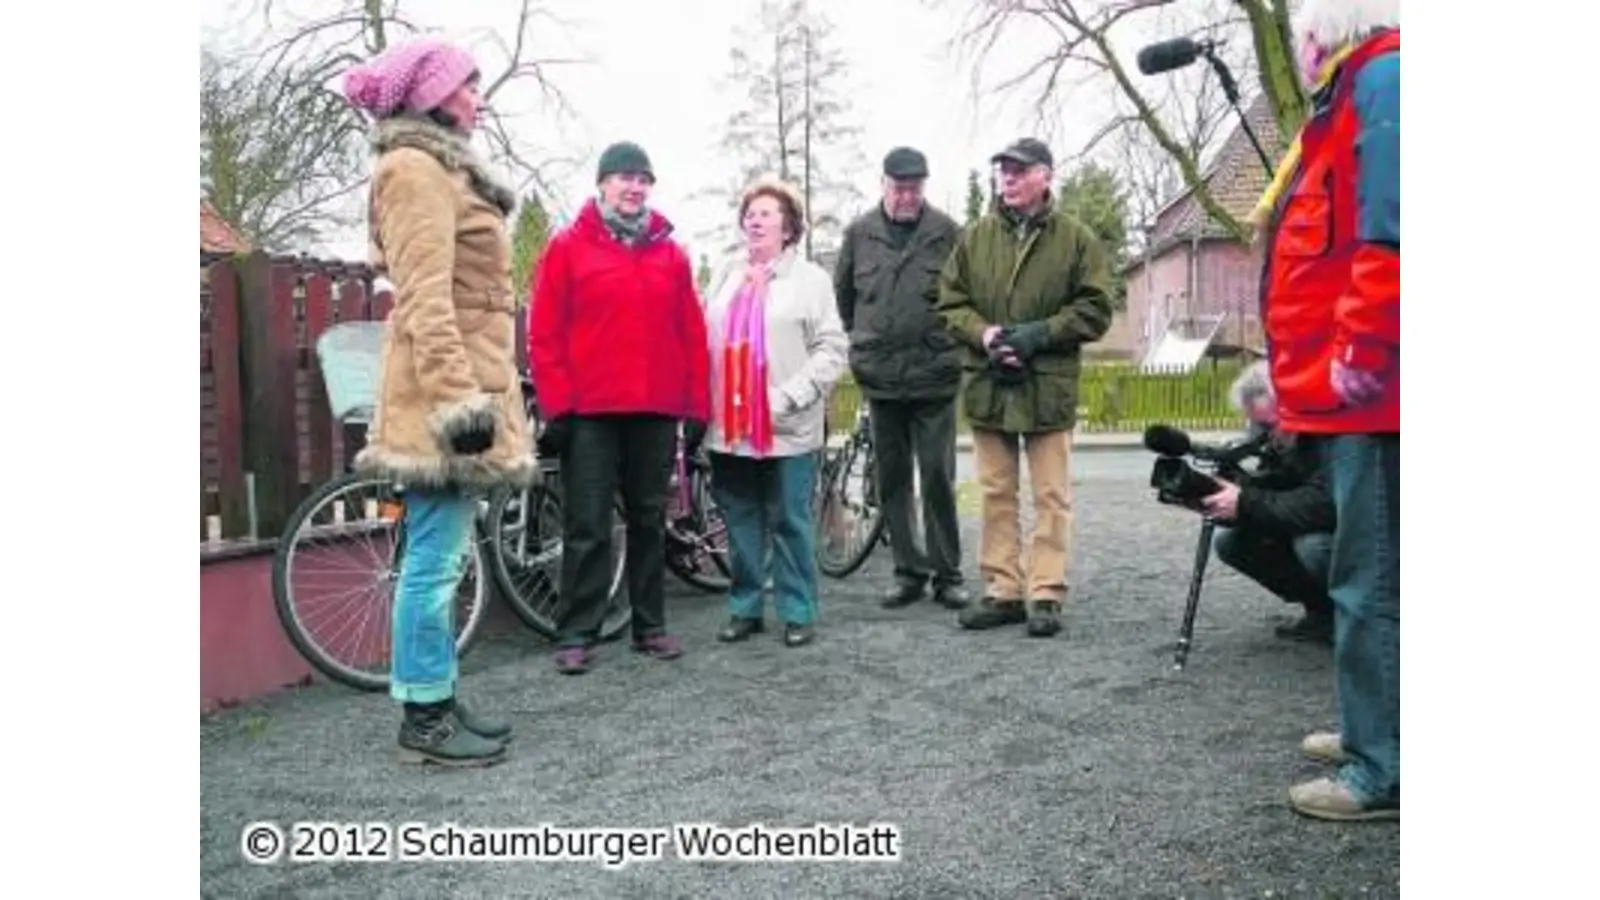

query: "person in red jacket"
xmin=1258 ymin=0 xmax=1399 ymax=821
xmin=527 ymin=141 xmax=711 ymax=675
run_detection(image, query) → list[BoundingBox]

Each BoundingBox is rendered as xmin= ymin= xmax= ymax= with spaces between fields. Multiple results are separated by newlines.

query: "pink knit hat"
xmin=342 ymin=39 xmax=478 ymax=118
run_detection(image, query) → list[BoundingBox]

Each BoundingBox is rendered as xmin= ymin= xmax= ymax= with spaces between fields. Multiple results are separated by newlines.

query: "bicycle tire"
xmin=665 ymin=460 xmax=732 ymax=593
xmin=271 ymin=471 xmax=489 ymax=693
xmin=485 ymin=480 xmax=632 ymax=642
xmin=815 ymin=441 xmax=887 ymax=579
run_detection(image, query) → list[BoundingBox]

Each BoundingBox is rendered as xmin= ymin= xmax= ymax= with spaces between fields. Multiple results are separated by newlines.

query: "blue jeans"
xmin=390 ymin=490 xmax=477 ymax=703
xmin=1321 ymin=434 xmax=1400 ymax=806
xmin=708 ymin=451 xmax=820 ymax=626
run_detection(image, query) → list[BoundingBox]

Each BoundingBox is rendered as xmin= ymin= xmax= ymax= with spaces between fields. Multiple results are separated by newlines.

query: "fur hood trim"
xmin=371 ymin=117 xmax=517 ymax=216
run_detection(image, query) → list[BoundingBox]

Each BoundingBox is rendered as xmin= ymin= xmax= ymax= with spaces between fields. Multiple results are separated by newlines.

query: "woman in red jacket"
xmin=527 ymin=142 xmax=711 ymax=675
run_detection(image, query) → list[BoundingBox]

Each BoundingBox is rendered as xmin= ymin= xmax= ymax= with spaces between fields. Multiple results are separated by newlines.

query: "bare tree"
xmin=697 ymin=0 xmax=868 ymax=258
xmin=221 ymin=0 xmax=589 ymax=223
xmin=1110 ymin=120 xmax=1183 ymax=253
xmin=201 ymin=47 xmax=368 ymax=250
xmin=939 ymin=0 xmax=1306 ymax=242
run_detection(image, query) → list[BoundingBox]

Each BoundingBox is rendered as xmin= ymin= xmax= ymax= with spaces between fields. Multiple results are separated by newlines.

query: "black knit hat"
xmin=597 ymin=141 xmax=655 ymax=184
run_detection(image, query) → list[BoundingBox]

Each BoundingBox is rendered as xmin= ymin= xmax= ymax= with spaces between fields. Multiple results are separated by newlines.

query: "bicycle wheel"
xmin=665 ymin=457 xmax=731 ymax=593
xmin=271 ymin=471 xmax=489 ymax=693
xmin=813 ymin=437 xmax=887 ymax=579
xmin=485 ymin=479 xmax=631 ymax=642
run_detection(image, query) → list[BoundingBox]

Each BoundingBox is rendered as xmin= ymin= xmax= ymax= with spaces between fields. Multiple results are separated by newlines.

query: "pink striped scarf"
xmin=719 ymin=262 xmax=776 ymax=455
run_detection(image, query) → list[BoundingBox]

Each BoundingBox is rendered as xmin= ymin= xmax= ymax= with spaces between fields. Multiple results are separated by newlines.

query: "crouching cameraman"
xmin=1203 ymin=363 xmax=1336 ymax=644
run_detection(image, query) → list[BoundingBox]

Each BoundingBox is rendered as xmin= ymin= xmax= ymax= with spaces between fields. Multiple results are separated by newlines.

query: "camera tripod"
xmin=1146 ymin=424 xmax=1273 ymax=671
xmin=1174 ymin=515 xmax=1219 ymax=671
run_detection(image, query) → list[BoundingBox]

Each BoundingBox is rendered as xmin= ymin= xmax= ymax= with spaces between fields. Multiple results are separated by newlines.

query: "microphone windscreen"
xmin=1136 ymin=37 xmax=1202 ymax=75
xmin=1142 ymin=424 xmax=1192 ymax=456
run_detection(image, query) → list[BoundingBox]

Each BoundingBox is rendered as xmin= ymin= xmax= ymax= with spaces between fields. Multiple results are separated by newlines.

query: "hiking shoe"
xmin=554 ymin=646 xmax=590 ymax=675
xmin=453 ymin=697 xmax=511 ymax=743
xmin=1301 ymin=731 xmax=1346 ymax=765
xmin=932 ymin=584 xmax=972 ymax=610
xmin=1288 ymin=776 xmax=1398 ymax=822
xmin=1276 ymin=613 xmax=1334 ymax=645
xmin=633 ymin=633 xmax=683 ymax=660
xmin=717 ymin=617 xmax=764 ymax=642
xmin=881 ymin=583 xmax=925 ymax=609
xmin=397 ymin=701 xmax=506 ymax=768
xmin=958 ymin=598 xmax=1026 ymax=630
xmin=1026 ymin=600 xmax=1063 ymax=637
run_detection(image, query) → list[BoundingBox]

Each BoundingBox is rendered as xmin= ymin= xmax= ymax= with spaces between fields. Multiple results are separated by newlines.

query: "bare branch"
xmin=211 ymin=0 xmax=591 ymax=245
xmin=1067 ymin=114 xmax=1142 ymax=164
xmin=479 ymin=106 xmax=579 ymax=220
xmin=201 ymin=46 xmax=369 ymax=249
xmin=952 ymin=0 xmax=1270 ymax=242
xmin=257 ymin=178 xmax=368 ymax=241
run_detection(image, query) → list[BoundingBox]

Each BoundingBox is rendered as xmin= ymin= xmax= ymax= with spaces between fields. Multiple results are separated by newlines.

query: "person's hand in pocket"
xmin=1330 ymin=360 xmax=1385 ymax=407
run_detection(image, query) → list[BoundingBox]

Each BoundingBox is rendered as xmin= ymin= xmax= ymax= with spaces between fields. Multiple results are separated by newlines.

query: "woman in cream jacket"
xmin=701 ymin=177 xmax=848 ymax=647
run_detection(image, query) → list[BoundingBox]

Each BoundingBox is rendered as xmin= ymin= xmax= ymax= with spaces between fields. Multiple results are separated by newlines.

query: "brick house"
xmin=201 ymin=200 xmax=251 ymax=259
xmin=1123 ymin=94 xmax=1281 ymax=369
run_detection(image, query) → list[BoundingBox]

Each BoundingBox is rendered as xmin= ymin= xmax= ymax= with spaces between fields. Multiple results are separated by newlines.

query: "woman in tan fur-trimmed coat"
xmin=342 ymin=38 xmax=533 ymax=768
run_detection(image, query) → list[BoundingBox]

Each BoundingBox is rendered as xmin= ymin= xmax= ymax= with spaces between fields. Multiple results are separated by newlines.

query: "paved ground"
xmin=200 ymin=449 xmax=1399 ymax=898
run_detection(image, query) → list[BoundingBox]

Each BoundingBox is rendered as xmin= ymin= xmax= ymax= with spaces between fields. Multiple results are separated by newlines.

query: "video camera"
xmin=1144 ymin=424 xmax=1270 ymax=510
xmin=1141 ymin=423 xmax=1272 ymax=671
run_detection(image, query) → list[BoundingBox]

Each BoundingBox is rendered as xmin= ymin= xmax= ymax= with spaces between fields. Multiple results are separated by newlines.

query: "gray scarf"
xmin=600 ymin=202 xmax=651 ymax=245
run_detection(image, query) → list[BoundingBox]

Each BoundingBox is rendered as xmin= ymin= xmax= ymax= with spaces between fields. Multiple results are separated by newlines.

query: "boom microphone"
xmin=1135 ymin=37 xmax=1207 ymax=75
xmin=1142 ymin=424 xmax=1193 ymax=457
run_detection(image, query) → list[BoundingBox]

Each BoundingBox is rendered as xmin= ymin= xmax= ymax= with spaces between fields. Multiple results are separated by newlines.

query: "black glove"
xmin=1000 ymin=321 xmax=1052 ymax=360
xmin=989 ymin=355 xmax=1032 ymax=385
xmin=682 ymin=419 xmax=707 ymax=456
xmin=449 ymin=418 xmax=496 ymax=455
xmin=983 ymin=326 xmax=1030 ymax=384
xmin=536 ymin=415 xmax=572 ymax=459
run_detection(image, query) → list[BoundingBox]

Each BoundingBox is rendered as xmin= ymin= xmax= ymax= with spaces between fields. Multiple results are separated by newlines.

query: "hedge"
xmin=826 ymin=360 xmax=1246 ymax=434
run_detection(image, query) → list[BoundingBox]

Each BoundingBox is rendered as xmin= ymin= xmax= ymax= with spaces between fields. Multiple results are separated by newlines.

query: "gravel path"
xmin=201 ymin=449 xmax=1399 ymax=898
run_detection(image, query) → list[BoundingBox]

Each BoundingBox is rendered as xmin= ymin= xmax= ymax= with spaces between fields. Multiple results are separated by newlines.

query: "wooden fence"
xmin=826 ymin=359 xmax=1246 ymax=435
xmin=200 ymin=251 xmax=532 ymax=548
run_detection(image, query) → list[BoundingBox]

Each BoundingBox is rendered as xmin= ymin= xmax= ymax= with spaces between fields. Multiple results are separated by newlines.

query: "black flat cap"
xmin=990 ymin=138 xmax=1054 ymax=169
xmin=883 ymin=147 xmax=929 ymax=179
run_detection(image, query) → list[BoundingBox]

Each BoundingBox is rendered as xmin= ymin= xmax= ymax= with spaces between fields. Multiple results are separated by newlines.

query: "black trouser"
xmin=869 ymin=397 xmax=964 ymax=590
xmin=556 ymin=413 xmax=677 ymax=647
xmin=1213 ymin=526 xmax=1334 ymax=616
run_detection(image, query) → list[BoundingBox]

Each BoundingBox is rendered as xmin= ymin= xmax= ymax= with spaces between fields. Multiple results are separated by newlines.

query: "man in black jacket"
xmin=834 ymin=147 xmax=969 ymax=610
xmin=1200 ymin=363 xmax=1336 ymax=644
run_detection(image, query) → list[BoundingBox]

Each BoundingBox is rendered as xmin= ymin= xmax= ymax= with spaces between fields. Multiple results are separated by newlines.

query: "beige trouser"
xmin=971 ymin=427 xmax=1073 ymax=603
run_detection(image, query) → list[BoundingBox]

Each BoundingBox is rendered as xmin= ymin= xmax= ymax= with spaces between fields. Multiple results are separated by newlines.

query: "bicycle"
xmin=273 ymin=325 xmax=630 ymax=691
xmin=812 ymin=401 xmax=888 ymax=579
xmin=482 ymin=376 xmax=632 ymax=643
xmin=272 ymin=321 xmax=495 ymax=692
xmin=664 ymin=429 xmax=731 ymax=593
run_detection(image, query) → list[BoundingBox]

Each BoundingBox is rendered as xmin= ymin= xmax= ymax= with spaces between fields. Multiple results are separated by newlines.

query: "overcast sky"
xmin=201 ymin=0 xmax=1195 ymax=262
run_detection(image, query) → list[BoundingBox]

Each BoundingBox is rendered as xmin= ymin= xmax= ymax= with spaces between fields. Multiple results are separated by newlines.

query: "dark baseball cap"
xmin=990 ymin=138 xmax=1054 ymax=169
xmin=882 ymin=146 xmax=929 ymax=179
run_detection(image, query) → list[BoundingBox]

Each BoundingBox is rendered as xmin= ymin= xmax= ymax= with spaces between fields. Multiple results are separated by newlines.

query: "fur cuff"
xmin=426 ymin=393 xmax=496 ymax=452
xmin=354 ymin=445 xmax=538 ymax=493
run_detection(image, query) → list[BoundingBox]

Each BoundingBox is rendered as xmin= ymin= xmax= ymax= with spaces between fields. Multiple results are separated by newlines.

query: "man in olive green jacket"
xmin=935 ymin=138 xmax=1114 ymax=637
